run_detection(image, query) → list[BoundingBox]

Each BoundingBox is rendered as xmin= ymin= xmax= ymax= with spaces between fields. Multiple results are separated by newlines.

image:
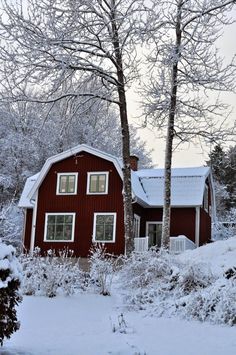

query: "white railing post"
xmin=134 ymin=236 xmax=149 ymax=252
xmin=170 ymin=235 xmax=196 ymax=254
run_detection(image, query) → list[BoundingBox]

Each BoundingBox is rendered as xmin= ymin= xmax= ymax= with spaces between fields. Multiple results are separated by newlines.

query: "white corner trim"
xmin=86 ymin=171 xmax=109 ymax=195
xmin=43 ymin=212 xmax=76 ymax=242
xmin=195 ymin=206 xmax=200 ymax=247
xmin=30 ymin=193 xmax=38 ymax=254
xmin=92 ymin=212 xmax=117 ymax=243
xmin=56 ymin=172 xmax=78 ymax=195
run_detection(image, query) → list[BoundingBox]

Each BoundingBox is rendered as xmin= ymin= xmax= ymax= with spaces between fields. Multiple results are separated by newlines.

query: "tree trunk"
xmin=161 ymin=2 xmax=182 ymax=249
xmin=110 ymin=0 xmax=134 ymax=253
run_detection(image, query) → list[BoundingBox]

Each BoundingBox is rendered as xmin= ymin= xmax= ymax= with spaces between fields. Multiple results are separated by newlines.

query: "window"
xmin=56 ymin=173 xmax=78 ymax=195
xmin=146 ymin=222 xmax=162 ymax=248
xmin=44 ymin=213 xmax=75 ymax=242
xmin=87 ymin=172 xmax=109 ymax=194
xmin=93 ymin=213 xmax=116 ymax=243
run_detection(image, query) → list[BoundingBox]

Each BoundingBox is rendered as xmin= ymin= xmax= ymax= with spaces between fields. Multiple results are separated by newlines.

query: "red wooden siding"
xmin=34 ymin=151 xmax=124 ymax=257
xmin=199 ymin=208 xmax=211 ymax=245
xmin=23 ymin=208 xmax=33 ymax=252
xmin=134 ymin=204 xmax=197 ymax=243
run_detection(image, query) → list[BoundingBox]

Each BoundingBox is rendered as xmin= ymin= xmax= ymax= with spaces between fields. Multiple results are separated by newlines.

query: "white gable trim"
xmin=27 ymin=144 xmax=123 ymax=201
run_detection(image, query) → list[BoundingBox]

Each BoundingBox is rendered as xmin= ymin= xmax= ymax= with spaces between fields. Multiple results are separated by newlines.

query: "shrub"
xmin=177 ymin=262 xmax=215 ymax=295
xmin=119 ymin=249 xmax=175 ymax=290
xmin=20 ymin=248 xmax=83 ymax=297
xmin=0 ymin=240 xmax=22 ymax=346
xmin=89 ymin=244 xmax=120 ymax=296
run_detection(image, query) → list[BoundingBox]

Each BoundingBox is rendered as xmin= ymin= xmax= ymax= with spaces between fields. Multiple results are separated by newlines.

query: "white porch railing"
xmin=170 ymin=235 xmax=196 ymax=254
xmin=134 ymin=236 xmax=149 ymax=252
xmin=134 ymin=235 xmax=196 ymax=254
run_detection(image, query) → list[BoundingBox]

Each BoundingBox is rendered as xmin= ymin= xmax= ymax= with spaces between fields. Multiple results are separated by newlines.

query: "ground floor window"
xmin=146 ymin=222 xmax=162 ymax=248
xmin=44 ymin=213 xmax=75 ymax=242
xmin=93 ymin=213 xmax=116 ymax=243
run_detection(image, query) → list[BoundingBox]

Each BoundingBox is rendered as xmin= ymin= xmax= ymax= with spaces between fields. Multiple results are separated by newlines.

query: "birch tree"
xmin=143 ymin=0 xmax=236 ymax=247
xmin=0 ymin=0 xmax=146 ymax=253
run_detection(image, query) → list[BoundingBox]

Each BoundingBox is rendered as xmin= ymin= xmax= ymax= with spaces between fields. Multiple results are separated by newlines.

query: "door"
xmin=146 ymin=222 xmax=162 ymax=248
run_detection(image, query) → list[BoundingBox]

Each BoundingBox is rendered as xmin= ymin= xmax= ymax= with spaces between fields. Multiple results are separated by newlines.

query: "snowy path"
xmin=2 ymin=294 xmax=236 ymax=355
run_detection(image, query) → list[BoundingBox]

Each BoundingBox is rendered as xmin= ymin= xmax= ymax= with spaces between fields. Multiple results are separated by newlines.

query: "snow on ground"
xmin=2 ymin=293 xmax=236 ymax=355
xmin=178 ymin=236 xmax=236 ymax=276
xmin=2 ymin=238 xmax=236 ymax=355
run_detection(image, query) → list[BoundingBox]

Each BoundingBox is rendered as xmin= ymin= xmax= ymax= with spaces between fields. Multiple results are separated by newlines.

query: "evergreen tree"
xmin=208 ymin=144 xmax=236 ymax=214
xmin=0 ymin=241 xmax=22 ymax=346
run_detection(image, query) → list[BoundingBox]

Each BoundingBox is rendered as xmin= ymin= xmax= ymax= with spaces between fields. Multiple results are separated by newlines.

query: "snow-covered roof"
xmin=18 ymin=173 xmax=40 ymax=208
xmin=134 ymin=167 xmax=211 ymax=207
xmin=19 ymin=145 xmax=212 ymax=209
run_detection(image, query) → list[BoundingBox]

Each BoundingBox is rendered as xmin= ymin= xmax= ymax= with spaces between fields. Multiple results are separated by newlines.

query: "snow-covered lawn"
xmin=2 ymin=237 xmax=236 ymax=355
xmin=2 ymin=293 xmax=236 ymax=355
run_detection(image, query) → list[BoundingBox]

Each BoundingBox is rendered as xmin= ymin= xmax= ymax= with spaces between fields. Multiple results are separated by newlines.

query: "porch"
xmin=134 ymin=235 xmax=196 ymax=254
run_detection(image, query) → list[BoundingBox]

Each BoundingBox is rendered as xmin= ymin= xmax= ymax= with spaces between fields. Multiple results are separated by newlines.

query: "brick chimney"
xmin=130 ymin=155 xmax=139 ymax=171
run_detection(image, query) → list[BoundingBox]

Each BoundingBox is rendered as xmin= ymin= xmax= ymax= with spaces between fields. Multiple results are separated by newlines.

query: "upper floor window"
xmin=44 ymin=213 xmax=75 ymax=242
xmin=87 ymin=172 xmax=109 ymax=194
xmin=56 ymin=173 xmax=78 ymax=195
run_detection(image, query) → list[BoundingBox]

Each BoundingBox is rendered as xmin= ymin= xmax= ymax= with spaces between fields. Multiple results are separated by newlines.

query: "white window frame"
xmin=145 ymin=221 xmax=163 ymax=236
xmin=146 ymin=221 xmax=163 ymax=247
xmin=87 ymin=172 xmax=109 ymax=195
xmin=44 ymin=212 xmax=76 ymax=242
xmin=56 ymin=173 xmax=78 ymax=195
xmin=133 ymin=214 xmax=141 ymax=238
xmin=92 ymin=212 xmax=116 ymax=243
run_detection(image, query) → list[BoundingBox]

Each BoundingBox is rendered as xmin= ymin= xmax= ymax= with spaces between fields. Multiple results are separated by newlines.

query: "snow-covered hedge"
xmin=20 ymin=249 xmax=85 ymax=297
xmin=118 ymin=246 xmax=236 ymax=326
xmin=0 ymin=240 xmax=22 ymax=345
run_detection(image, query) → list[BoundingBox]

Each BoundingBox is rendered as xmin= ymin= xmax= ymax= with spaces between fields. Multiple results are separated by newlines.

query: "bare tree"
xmin=0 ymin=0 xmax=146 ymax=253
xmin=142 ymin=0 xmax=236 ymax=247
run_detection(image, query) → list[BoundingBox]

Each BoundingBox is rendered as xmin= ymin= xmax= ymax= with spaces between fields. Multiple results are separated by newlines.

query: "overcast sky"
xmin=128 ymin=9 xmax=236 ymax=168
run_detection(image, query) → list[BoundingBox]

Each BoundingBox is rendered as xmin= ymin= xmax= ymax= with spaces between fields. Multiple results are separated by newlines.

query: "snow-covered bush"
xmin=89 ymin=244 xmax=120 ymax=296
xmin=177 ymin=278 xmax=236 ymax=326
xmin=20 ymin=249 xmax=83 ymax=297
xmin=0 ymin=240 xmax=22 ymax=345
xmin=119 ymin=247 xmax=236 ymax=326
xmin=177 ymin=262 xmax=215 ymax=295
xmin=119 ymin=249 xmax=176 ymax=290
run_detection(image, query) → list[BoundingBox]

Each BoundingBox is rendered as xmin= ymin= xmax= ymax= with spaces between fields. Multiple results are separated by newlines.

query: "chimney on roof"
xmin=130 ymin=155 xmax=139 ymax=171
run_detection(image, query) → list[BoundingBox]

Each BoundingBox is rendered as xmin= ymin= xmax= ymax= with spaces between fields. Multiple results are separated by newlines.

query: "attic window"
xmin=44 ymin=213 xmax=75 ymax=242
xmin=57 ymin=173 xmax=78 ymax=195
xmin=87 ymin=172 xmax=109 ymax=194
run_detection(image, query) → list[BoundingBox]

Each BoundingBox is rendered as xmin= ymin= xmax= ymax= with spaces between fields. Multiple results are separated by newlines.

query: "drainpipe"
xmin=30 ymin=193 xmax=38 ymax=254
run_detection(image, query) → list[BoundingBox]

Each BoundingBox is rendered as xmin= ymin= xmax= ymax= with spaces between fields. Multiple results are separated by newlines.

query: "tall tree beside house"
xmin=0 ymin=0 xmax=147 ymax=253
xmin=142 ymin=0 xmax=236 ymax=248
xmin=0 ymin=97 xmax=152 ymax=247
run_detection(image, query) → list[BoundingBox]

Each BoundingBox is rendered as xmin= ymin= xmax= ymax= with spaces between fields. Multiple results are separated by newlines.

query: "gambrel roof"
xmin=19 ymin=144 xmax=213 ymax=209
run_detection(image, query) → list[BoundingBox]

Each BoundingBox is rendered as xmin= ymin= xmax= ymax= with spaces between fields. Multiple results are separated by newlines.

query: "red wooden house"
xmin=19 ymin=144 xmax=215 ymax=256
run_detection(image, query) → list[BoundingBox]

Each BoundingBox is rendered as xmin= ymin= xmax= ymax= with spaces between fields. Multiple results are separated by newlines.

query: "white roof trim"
xmin=27 ymin=144 xmax=123 ymax=201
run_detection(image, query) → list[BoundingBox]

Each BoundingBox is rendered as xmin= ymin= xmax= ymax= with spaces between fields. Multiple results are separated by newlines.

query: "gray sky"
xmin=128 ymin=10 xmax=236 ymax=168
